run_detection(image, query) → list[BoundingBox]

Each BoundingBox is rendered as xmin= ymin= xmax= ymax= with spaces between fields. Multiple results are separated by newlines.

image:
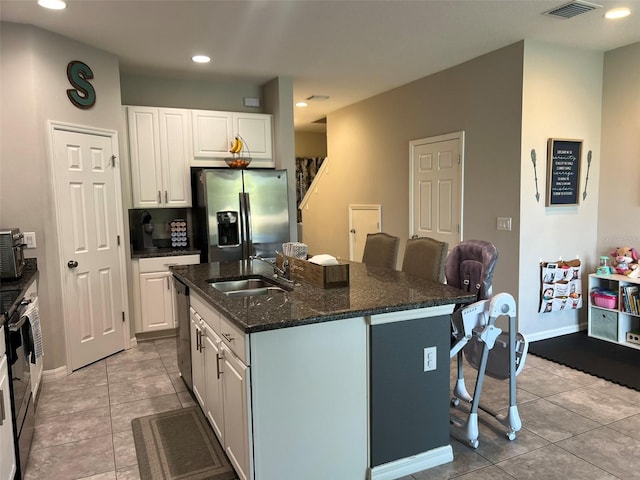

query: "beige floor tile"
xmin=412 ymin=438 xmax=491 ymax=479
xmin=37 ymin=384 xmax=110 ymax=418
xmin=24 ymin=434 xmax=115 ymax=480
xmin=108 ymin=374 xmax=175 ymax=405
xmin=447 ymin=465 xmax=518 ymax=480
xmin=113 ymin=428 xmax=137 ymax=470
xmin=106 ymin=357 xmax=167 ymax=383
xmin=110 ymin=393 xmax=182 ymax=433
xmin=42 ymin=360 xmax=108 ymax=395
xmin=116 ymin=464 xmax=141 ymax=480
xmin=496 ymin=443 xmax=617 ymax=480
xmin=546 ymin=386 xmax=640 ymax=424
xmin=32 ymin=406 xmax=112 ymax=450
xmin=558 ymin=426 xmax=640 ymax=479
xmin=105 ymin=343 xmax=160 ymax=366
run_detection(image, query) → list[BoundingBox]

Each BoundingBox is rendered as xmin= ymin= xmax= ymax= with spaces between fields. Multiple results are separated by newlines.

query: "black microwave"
xmin=0 ymin=227 xmax=26 ymax=279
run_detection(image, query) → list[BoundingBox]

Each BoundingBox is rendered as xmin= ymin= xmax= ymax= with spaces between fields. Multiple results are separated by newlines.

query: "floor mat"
xmin=528 ymin=331 xmax=640 ymax=391
xmin=132 ymin=406 xmax=237 ymax=480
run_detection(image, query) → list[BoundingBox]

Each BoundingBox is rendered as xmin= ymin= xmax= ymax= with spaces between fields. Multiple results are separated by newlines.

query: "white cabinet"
xmin=190 ymin=292 xmax=252 ymax=480
xmin=588 ymin=273 xmax=640 ymax=349
xmin=132 ymin=255 xmax=200 ymax=333
xmin=222 ymin=348 xmax=251 ymax=480
xmin=139 ymin=271 xmax=174 ymax=331
xmin=0 ymin=327 xmax=16 ymax=480
xmin=191 ymin=110 xmax=233 ymax=159
xmin=191 ymin=110 xmax=273 ymax=168
xmin=127 ymin=106 xmax=192 ymax=208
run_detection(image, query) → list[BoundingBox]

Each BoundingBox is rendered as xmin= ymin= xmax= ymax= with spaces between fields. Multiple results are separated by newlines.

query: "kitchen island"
xmin=171 ymin=260 xmax=475 ymax=480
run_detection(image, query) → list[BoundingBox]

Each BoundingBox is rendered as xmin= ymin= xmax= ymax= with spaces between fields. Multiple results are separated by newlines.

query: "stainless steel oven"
xmin=0 ymin=228 xmax=26 ymax=280
xmin=5 ymin=296 xmax=35 ymax=479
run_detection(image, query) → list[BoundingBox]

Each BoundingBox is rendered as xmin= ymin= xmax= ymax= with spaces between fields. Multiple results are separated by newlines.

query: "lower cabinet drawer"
xmin=590 ymin=307 xmax=618 ymax=341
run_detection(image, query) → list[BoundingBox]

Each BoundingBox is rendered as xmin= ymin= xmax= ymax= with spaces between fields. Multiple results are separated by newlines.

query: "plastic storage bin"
xmin=591 ymin=290 xmax=618 ymax=309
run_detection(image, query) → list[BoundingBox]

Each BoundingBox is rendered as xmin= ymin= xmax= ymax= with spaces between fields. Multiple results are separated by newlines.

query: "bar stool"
xmin=401 ymin=236 xmax=448 ymax=283
xmin=362 ymin=232 xmax=399 ymax=269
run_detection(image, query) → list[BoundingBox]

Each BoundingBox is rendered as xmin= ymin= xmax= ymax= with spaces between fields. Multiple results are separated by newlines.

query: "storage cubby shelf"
xmin=588 ymin=273 xmax=640 ymax=349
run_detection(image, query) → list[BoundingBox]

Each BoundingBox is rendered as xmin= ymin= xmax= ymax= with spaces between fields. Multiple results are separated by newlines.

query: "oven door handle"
xmin=9 ymin=315 xmax=27 ymax=332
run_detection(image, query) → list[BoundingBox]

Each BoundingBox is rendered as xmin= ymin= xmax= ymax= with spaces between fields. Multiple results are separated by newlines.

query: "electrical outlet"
xmin=23 ymin=231 xmax=37 ymax=248
xmin=424 ymin=346 xmax=437 ymax=372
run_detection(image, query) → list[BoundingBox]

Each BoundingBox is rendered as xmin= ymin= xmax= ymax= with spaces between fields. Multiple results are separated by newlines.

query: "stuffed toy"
xmin=611 ymin=247 xmax=639 ymax=276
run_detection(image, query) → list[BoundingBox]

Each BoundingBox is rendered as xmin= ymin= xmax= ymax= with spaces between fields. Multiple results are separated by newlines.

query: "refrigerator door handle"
xmin=239 ymin=192 xmax=253 ymax=260
xmin=244 ymin=192 xmax=253 ymax=257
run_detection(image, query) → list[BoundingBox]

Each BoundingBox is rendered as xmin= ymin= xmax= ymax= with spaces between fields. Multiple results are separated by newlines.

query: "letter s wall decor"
xmin=66 ymin=60 xmax=96 ymax=109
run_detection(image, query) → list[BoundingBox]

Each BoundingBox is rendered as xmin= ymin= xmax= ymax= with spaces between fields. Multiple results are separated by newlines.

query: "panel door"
xmin=223 ymin=349 xmax=251 ymax=480
xmin=139 ymin=271 xmax=174 ymax=331
xmin=128 ymin=106 xmax=163 ymax=208
xmin=349 ymin=205 xmax=381 ymax=262
xmin=158 ymin=108 xmax=192 ymax=207
xmin=410 ymin=133 xmax=462 ymax=248
xmin=52 ymin=128 xmax=126 ymax=371
xmin=203 ymin=324 xmax=224 ymax=441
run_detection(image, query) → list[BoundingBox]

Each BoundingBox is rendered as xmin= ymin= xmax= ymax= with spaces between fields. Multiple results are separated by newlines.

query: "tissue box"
xmin=277 ymin=253 xmax=349 ymax=289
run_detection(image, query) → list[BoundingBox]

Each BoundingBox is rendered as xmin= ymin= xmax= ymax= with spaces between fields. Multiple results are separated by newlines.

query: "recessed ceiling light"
xmin=38 ymin=0 xmax=67 ymax=10
xmin=192 ymin=55 xmax=211 ymax=64
xmin=295 ymin=102 xmax=308 ymax=107
xmin=605 ymin=7 xmax=631 ymax=19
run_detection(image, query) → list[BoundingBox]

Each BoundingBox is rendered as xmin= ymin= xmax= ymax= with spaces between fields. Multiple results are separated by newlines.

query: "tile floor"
xmin=24 ymin=337 xmax=640 ymax=479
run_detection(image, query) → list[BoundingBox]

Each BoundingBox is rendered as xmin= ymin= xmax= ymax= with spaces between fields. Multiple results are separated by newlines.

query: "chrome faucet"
xmin=250 ymin=255 xmax=292 ymax=282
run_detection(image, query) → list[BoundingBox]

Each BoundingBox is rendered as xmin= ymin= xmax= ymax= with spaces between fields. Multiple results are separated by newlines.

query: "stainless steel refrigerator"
xmin=193 ymin=169 xmax=290 ymax=262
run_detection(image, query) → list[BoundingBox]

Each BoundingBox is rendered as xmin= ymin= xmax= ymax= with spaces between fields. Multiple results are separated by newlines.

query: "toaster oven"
xmin=0 ymin=227 xmax=25 ymax=279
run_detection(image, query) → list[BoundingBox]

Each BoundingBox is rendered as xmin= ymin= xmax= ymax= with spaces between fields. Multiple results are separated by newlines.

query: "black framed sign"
xmin=546 ymin=138 xmax=582 ymax=206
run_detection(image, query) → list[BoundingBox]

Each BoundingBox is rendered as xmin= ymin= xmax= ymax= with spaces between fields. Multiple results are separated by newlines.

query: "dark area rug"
xmin=132 ymin=406 xmax=237 ymax=480
xmin=528 ymin=331 xmax=640 ymax=392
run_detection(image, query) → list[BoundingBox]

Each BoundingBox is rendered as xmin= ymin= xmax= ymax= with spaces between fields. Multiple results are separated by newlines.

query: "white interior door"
xmin=51 ymin=125 xmax=127 ymax=371
xmin=409 ymin=132 xmax=463 ymax=248
xmin=349 ymin=205 xmax=382 ymax=262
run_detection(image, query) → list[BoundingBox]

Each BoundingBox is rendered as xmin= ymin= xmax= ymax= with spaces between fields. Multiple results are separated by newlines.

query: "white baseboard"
xmin=526 ymin=322 xmax=587 ymax=343
xmin=42 ymin=366 xmax=68 ymax=382
xmin=368 ymin=445 xmax=453 ymax=480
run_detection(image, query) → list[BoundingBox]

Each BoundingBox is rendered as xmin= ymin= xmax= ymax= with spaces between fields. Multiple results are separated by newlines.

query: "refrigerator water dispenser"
xmin=217 ymin=211 xmax=239 ymax=246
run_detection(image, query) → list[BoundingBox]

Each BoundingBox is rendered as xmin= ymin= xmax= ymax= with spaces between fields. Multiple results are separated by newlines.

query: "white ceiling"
xmin=1 ymin=0 xmax=639 ymax=132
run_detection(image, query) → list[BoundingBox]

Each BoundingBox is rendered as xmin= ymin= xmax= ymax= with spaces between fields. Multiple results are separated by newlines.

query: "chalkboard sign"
xmin=546 ymin=138 xmax=582 ymax=206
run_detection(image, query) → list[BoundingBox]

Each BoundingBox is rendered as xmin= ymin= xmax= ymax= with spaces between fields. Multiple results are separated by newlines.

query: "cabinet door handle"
xmin=221 ymin=332 xmax=233 ymax=342
xmin=196 ymin=329 xmax=201 ymax=352
xmin=0 ymin=388 xmax=5 ymax=425
xmin=165 ymin=190 xmax=168 ymax=203
xmin=158 ymin=190 xmax=162 ymax=203
xmin=216 ymin=353 xmax=222 ymax=379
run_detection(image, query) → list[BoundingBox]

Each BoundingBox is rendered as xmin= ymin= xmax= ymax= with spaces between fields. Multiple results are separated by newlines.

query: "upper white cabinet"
xmin=192 ymin=110 xmax=273 ymax=168
xmin=191 ymin=110 xmax=234 ymax=159
xmin=127 ymin=106 xmax=192 ymax=208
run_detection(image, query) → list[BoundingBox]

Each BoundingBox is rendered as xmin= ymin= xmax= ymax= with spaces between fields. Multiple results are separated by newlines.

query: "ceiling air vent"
xmin=543 ymin=1 xmax=602 ymax=19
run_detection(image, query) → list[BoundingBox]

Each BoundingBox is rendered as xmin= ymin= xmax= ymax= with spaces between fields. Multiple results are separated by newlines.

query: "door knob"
xmin=350 ymin=229 xmax=356 ymax=234
xmin=67 ymin=260 xmax=78 ymax=269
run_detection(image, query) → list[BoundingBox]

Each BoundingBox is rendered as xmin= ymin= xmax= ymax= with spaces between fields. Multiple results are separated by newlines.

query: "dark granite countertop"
xmin=1 ymin=258 xmax=39 ymax=326
xmin=171 ymin=260 xmax=475 ymax=334
xmin=132 ymin=248 xmax=201 ymax=259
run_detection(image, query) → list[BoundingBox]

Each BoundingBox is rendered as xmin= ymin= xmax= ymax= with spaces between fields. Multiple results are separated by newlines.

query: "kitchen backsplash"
xmin=128 ymin=208 xmax=194 ymax=250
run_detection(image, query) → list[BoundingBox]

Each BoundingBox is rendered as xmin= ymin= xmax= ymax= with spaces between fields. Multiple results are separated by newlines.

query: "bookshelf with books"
xmin=588 ymin=273 xmax=640 ymax=349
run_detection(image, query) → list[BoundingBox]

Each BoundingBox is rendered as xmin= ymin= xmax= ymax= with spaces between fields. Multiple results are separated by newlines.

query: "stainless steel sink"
xmin=210 ymin=278 xmax=287 ymax=297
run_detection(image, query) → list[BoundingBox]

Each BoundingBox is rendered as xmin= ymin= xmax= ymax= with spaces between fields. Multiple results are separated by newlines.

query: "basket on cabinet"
xmin=591 ymin=289 xmax=618 ymax=309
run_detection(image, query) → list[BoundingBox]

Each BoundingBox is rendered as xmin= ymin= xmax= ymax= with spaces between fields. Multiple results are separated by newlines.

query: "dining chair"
xmin=401 ymin=236 xmax=448 ymax=283
xmin=361 ymin=232 xmax=399 ymax=269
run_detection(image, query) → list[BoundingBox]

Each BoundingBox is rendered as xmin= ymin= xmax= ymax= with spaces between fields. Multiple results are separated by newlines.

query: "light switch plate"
xmin=424 ymin=346 xmax=437 ymax=372
xmin=497 ymin=217 xmax=512 ymax=231
xmin=23 ymin=231 xmax=37 ymax=248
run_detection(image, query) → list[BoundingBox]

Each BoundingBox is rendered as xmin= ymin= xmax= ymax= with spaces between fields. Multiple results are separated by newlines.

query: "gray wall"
xmin=1 ymin=22 xmax=123 ymax=370
xmin=598 ymin=42 xmax=640 ymax=251
xmin=302 ymin=42 xmax=524 ymax=296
